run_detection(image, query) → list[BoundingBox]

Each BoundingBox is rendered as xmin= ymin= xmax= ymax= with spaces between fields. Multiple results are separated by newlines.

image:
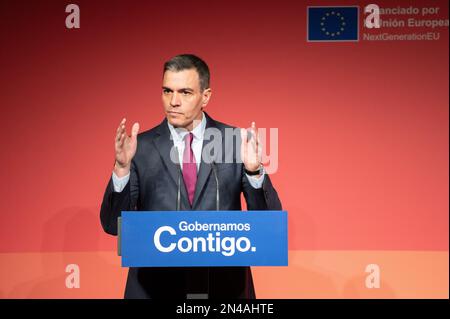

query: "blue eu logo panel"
xmin=307 ymin=6 xmax=359 ymax=42
xmin=120 ymin=211 xmax=288 ymax=267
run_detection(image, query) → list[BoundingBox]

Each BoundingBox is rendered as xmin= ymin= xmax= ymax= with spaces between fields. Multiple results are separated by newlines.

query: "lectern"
xmin=118 ymin=210 xmax=288 ymax=298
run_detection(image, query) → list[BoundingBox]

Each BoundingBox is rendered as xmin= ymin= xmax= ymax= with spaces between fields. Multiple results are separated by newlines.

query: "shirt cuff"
xmin=112 ymin=171 xmax=130 ymax=192
xmin=245 ymin=170 xmax=265 ymax=189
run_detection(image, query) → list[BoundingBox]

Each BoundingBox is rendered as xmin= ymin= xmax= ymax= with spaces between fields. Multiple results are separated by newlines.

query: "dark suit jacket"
xmin=100 ymin=112 xmax=282 ymax=299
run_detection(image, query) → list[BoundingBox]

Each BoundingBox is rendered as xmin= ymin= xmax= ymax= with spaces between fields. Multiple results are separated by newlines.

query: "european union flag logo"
xmin=307 ymin=6 xmax=359 ymax=42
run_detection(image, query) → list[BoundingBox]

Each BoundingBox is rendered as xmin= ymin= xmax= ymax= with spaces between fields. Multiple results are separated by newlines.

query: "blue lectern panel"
xmin=121 ymin=211 xmax=288 ymax=267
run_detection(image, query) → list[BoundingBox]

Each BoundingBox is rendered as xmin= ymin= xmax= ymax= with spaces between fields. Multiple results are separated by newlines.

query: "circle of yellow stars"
xmin=320 ymin=11 xmax=346 ymax=37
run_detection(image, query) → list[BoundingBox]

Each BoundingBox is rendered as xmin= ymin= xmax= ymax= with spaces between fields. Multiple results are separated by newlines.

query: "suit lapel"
xmin=192 ymin=161 xmax=212 ymax=208
xmin=192 ymin=113 xmax=222 ymax=208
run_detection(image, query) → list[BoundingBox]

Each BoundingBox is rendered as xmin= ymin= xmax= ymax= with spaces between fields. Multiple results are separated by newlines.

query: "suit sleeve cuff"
xmin=112 ymin=171 xmax=130 ymax=192
xmin=245 ymin=170 xmax=265 ymax=189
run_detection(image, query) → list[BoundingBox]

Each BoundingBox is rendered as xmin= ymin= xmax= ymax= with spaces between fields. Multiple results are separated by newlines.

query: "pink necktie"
xmin=183 ymin=132 xmax=197 ymax=206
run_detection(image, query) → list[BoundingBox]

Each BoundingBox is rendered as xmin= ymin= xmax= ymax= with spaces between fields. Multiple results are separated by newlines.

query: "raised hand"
xmin=240 ymin=122 xmax=262 ymax=175
xmin=114 ymin=118 xmax=140 ymax=177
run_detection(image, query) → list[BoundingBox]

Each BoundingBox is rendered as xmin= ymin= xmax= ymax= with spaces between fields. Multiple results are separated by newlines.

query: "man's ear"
xmin=202 ymin=88 xmax=212 ymax=107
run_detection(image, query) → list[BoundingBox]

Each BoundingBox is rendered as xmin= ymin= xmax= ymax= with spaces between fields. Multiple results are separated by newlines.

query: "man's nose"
xmin=170 ymin=92 xmax=181 ymax=107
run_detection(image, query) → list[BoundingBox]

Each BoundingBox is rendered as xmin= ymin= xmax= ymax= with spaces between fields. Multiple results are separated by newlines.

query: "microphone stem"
xmin=211 ymin=162 xmax=220 ymax=211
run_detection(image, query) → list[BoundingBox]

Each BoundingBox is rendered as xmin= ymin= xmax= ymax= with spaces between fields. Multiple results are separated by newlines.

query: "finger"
xmin=117 ymin=133 xmax=125 ymax=147
xmin=252 ymin=121 xmax=259 ymax=142
xmin=115 ymin=136 xmax=122 ymax=149
xmin=240 ymin=128 xmax=248 ymax=157
xmin=116 ymin=126 xmax=126 ymax=142
xmin=256 ymin=139 xmax=262 ymax=162
xmin=116 ymin=119 xmax=126 ymax=141
xmin=240 ymin=128 xmax=248 ymax=146
xmin=255 ymin=127 xmax=262 ymax=150
xmin=116 ymin=133 xmax=126 ymax=147
xmin=131 ymin=122 xmax=140 ymax=139
xmin=117 ymin=118 xmax=126 ymax=133
xmin=249 ymin=122 xmax=257 ymax=147
xmin=249 ymin=122 xmax=261 ymax=163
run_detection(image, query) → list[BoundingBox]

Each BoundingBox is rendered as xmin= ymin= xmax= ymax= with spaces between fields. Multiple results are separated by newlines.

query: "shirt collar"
xmin=167 ymin=111 xmax=206 ymax=143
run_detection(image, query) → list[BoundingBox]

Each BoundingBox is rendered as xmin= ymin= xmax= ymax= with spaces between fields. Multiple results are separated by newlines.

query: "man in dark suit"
xmin=100 ymin=54 xmax=282 ymax=299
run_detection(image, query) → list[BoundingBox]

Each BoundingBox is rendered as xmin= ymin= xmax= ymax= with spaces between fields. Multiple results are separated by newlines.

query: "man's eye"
xmin=163 ymin=89 xmax=171 ymax=94
xmin=182 ymin=91 xmax=191 ymax=96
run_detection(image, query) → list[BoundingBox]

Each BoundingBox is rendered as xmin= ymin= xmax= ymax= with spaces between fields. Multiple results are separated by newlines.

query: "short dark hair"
xmin=163 ymin=54 xmax=210 ymax=91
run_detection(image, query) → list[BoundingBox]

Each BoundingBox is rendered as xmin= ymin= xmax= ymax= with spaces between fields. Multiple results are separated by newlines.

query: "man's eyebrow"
xmin=178 ymin=88 xmax=194 ymax=92
xmin=162 ymin=87 xmax=194 ymax=92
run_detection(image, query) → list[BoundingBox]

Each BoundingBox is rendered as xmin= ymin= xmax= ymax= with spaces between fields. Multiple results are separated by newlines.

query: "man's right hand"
xmin=114 ymin=118 xmax=140 ymax=177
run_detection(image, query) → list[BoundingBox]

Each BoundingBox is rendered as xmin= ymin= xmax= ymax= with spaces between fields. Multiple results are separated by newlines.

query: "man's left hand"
xmin=240 ymin=122 xmax=262 ymax=176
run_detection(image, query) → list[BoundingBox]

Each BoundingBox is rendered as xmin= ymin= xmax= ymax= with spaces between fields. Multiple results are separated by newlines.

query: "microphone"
xmin=211 ymin=161 xmax=220 ymax=211
xmin=181 ymin=158 xmax=219 ymax=298
xmin=205 ymin=161 xmax=221 ymax=299
xmin=176 ymin=165 xmax=182 ymax=211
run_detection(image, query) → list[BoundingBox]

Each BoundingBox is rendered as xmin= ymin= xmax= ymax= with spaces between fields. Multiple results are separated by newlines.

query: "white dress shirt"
xmin=112 ymin=112 xmax=264 ymax=192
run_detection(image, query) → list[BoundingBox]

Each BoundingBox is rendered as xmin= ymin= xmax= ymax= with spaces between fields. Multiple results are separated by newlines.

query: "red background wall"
xmin=0 ymin=0 xmax=448 ymax=298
